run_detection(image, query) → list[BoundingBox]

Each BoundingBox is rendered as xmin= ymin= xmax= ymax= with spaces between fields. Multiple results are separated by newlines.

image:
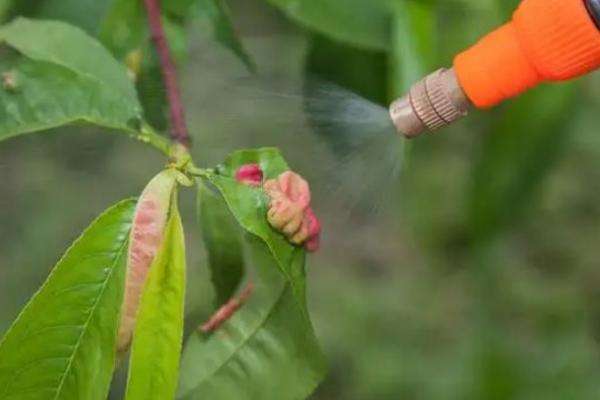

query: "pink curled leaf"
xmin=274 ymin=171 xmax=311 ymax=207
xmin=235 ymin=163 xmax=263 ymax=187
xmin=305 ymin=236 xmax=320 ymax=252
xmin=264 ymin=171 xmax=321 ymax=252
xmin=117 ymin=169 xmax=178 ymax=353
xmin=264 ymin=172 xmax=309 ymax=232
xmin=304 ymin=208 xmax=321 ymax=252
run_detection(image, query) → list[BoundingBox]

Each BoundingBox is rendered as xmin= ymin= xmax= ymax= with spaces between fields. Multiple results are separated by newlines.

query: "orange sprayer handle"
xmin=454 ymin=0 xmax=600 ymax=109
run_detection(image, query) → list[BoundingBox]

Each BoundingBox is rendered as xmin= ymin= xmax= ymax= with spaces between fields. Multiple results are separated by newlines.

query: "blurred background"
xmin=2 ymin=0 xmax=600 ymax=398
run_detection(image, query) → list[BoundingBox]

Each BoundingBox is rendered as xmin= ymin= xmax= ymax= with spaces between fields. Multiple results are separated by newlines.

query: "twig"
xmin=143 ymin=0 xmax=190 ymax=147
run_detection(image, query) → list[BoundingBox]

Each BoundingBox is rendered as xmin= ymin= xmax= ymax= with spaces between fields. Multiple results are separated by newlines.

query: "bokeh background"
xmin=2 ymin=0 xmax=600 ymax=398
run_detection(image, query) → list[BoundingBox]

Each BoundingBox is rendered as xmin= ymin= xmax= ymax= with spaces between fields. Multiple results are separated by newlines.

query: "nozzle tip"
xmin=389 ymin=96 xmax=426 ymax=138
xmin=389 ymin=68 xmax=470 ymax=138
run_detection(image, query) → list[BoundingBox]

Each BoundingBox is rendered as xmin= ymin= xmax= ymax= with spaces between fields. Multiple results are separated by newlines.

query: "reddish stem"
xmin=143 ymin=0 xmax=190 ymax=147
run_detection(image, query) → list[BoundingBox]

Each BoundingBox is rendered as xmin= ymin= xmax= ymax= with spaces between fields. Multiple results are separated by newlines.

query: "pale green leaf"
xmin=0 ymin=199 xmax=136 ymax=400
xmin=198 ymin=182 xmax=245 ymax=307
xmin=125 ymin=198 xmax=187 ymax=400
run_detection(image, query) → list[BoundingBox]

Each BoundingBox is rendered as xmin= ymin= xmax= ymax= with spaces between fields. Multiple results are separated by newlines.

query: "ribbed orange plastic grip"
xmin=454 ymin=0 xmax=600 ymax=108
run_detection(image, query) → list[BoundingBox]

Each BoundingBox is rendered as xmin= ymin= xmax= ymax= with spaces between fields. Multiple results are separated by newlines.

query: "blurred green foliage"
xmin=1 ymin=0 xmax=600 ymax=399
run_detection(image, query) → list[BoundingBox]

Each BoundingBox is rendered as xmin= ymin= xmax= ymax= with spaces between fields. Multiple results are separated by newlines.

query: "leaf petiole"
xmin=136 ymin=123 xmax=172 ymax=156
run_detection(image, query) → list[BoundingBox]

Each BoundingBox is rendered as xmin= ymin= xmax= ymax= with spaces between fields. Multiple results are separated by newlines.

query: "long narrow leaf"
xmin=0 ymin=199 xmax=136 ymax=400
xmin=125 ymin=197 xmax=186 ymax=400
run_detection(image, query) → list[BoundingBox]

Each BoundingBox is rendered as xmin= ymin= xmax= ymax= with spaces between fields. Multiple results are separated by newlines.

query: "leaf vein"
xmin=50 ymin=237 xmax=128 ymax=400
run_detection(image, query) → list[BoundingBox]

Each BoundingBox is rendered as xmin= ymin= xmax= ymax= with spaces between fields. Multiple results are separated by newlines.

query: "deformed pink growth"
xmin=117 ymin=170 xmax=177 ymax=353
xmin=200 ymin=283 xmax=254 ymax=333
xmin=235 ymin=164 xmax=263 ymax=187
xmin=304 ymin=208 xmax=321 ymax=252
xmin=264 ymin=171 xmax=321 ymax=252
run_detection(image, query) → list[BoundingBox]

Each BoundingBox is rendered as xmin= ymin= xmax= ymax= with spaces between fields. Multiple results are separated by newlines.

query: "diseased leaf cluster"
xmin=0 ymin=4 xmax=326 ymax=400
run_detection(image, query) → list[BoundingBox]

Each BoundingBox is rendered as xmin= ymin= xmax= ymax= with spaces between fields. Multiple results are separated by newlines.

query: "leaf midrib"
xmin=51 ymin=238 xmax=128 ymax=400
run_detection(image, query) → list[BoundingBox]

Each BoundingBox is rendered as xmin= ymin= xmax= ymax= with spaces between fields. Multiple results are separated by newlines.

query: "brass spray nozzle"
xmin=390 ymin=0 xmax=600 ymax=138
xmin=389 ymin=68 xmax=470 ymax=138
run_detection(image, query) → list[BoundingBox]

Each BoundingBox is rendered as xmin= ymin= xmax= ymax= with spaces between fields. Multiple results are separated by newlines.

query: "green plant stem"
xmin=137 ymin=123 xmax=172 ymax=155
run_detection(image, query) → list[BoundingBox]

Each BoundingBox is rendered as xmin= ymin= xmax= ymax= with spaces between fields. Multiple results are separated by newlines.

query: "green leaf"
xmin=206 ymin=148 xmax=308 ymax=305
xmin=0 ymin=17 xmax=136 ymax=100
xmin=206 ymin=175 xmax=292 ymax=275
xmin=193 ymin=0 xmax=255 ymax=72
xmin=9 ymin=0 xmax=114 ymax=36
xmin=177 ymin=236 xmax=326 ymax=400
xmin=0 ymin=0 xmax=13 ymax=23
xmin=126 ymin=197 xmax=187 ymax=400
xmin=198 ymin=182 xmax=245 ymax=306
xmin=0 ymin=18 xmax=168 ymax=152
xmin=180 ymin=148 xmax=325 ymax=399
xmin=265 ymin=0 xmax=391 ymax=51
xmin=495 ymin=0 xmax=521 ymax=18
xmin=0 ymin=199 xmax=136 ymax=400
